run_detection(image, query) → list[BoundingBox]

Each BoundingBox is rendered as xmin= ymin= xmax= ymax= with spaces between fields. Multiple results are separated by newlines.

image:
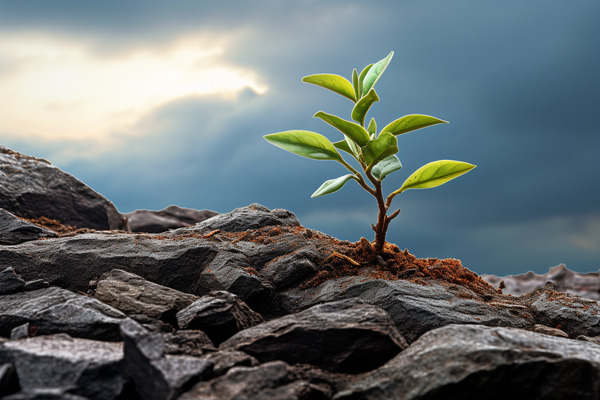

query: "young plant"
xmin=264 ymin=52 xmax=475 ymax=253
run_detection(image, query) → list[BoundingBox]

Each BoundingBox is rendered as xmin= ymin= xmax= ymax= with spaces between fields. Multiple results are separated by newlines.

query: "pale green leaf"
xmin=314 ymin=111 xmax=371 ymax=146
xmin=367 ymin=118 xmax=377 ymax=136
xmin=357 ymin=63 xmax=373 ymax=98
xmin=381 ymin=114 xmax=448 ymax=136
xmin=302 ymin=74 xmax=356 ymax=102
xmin=311 ymin=174 xmax=354 ymax=198
xmin=372 ymin=155 xmax=402 ymax=181
xmin=351 ymin=88 xmax=380 ymax=126
xmin=264 ymin=130 xmax=343 ymax=161
xmin=362 ymin=51 xmax=394 ymax=94
xmin=397 ymin=160 xmax=476 ymax=193
xmin=333 ymin=139 xmax=353 ymax=155
xmin=352 ymin=68 xmax=360 ymax=101
xmin=362 ymin=132 xmax=399 ymax=168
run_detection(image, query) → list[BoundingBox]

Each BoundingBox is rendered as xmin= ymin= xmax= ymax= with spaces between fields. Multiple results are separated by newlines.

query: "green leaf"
xmin=362 ymin=132 xmax=399 ymax=168
xmin=362 ymin=51 xmax=394 ymax=94
xmin=352 ymin=68 xmax=360 ymax=101
xmin=264 ymin=130 xmax=343 ymax=161
xmin=314 ymin=111 xmax=371 ymax=146
xmin=311 ymin=174 xmax=354 ymax=198
xmin=397 ymin=160 xmax=476 ymax=193
xmin=381 ymin=114 xmax=448 ymax=136
xmin=351 ymin=88 xmax=380 ymax=126
xmin=302 ymin=74 xmax=356 ymax=102
xmin=367 ymin=118 xmax=377 ymax=136
xmin=372 ymin=155 xmax=402 ymax=181
xmin=333 ymin=139 xmax=353 ymax=155
xmin=357 ymin=63 xmax=373 ymax=98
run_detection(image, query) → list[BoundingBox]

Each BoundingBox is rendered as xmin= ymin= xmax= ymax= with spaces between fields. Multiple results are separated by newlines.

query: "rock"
xmin=261 ymin=247 xmax=321 ymax=290
xmin=122 ymin=205 xmax=218 ymax=233
xmin=335 ymin=324 xmax=600 ymax=400
xmin=10 ymin=323 xmax=30 ymax=340
xmin=179 ymin=361 xmax=333 ymax=400
xmin=0 ymin=267 xmax=26 ymax=295
xmin=533 ymin=324 xmax=569 ymax=338
xmin=163 ymin=330 xmax=216 ymax=356
xmin=192 ymin=203 xmax=300 ymax=233
xmin=0 ymin=363 xmax=18 ymax=397
xmin=521 ymin=282 xmax=600 ymax=338
xmin=277 ymin=276 xmax=534 ymax=343
xmin=482 ymin=263 xmax=600 ymax=300
xmin=0 ymin=334 xmax=124 ymax=400
xmin=94 ymin=269 xmax=199 ymax=324
xmin=0 ymin=209 xmax=57 ymax=245
xmin=0 ymin=287 xmax=129 ymax=341
xmin=220 ymin=299 xmax=407 ymax=373
xmin=176 ymin=291 xmax=264 ymax=345
xmin=2 ymin=389 xmax=91 ymax=399
xmin=0 ymin=146 xmax=125 ymax=230
xmin=120 ymin=319 xmax=213 ymax=400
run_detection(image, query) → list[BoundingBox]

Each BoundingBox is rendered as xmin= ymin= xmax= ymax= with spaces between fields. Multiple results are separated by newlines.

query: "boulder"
xmin=335 ymin=324 xmax=600 ymax=400
xmin=0 ymin=334 xmax=125 ymax=400
xmin=191 ymin=203 xmax=300 ymax=233
xmin=220 ymin=299 xmax=408 ymax=373
xmin=122 ymin=205 xmax=218 ymax=233
xmin=0 ymin=146 xmax=125 ymax=230
xmin=277 ymin=276 xmax=534 ymax=342
xmin=0 ymin=287 xmax=129 ymax=341
xmin=0 ymin=209 xmax=57 ymax=245
xmin=94 ymin=269 xmax=199 ymax=324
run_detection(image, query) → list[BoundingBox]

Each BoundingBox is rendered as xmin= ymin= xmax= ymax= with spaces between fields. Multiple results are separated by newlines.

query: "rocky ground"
xmin=2 ymin=145 xmax=600 ymax=399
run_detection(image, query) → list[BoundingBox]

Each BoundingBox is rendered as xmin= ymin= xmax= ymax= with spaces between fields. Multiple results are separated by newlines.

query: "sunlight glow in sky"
xmin=0 ymin=33 xmax=267 ymax=141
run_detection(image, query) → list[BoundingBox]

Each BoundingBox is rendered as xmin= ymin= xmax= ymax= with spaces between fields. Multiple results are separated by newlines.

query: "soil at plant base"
xmin=25 ymin=219 xmax=500 ymax=298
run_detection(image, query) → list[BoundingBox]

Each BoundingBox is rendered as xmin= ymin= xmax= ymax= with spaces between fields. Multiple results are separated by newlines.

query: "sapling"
xmin=264 ymin=52 xmax=475 ymax=253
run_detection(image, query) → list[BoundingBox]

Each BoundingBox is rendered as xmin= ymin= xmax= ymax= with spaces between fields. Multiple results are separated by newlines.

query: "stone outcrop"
xmin=122 ymin=205 xmax=218 ymax=233
xmin=3 ymin=146 xmax=600 ymax=399
xmin=0 ymin=146 xmax=125 ymax=230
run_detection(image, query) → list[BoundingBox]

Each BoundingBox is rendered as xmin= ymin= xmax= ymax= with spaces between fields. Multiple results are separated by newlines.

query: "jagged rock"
xmin=0 ymin=334 xmax=124 ymax=400
xmin=220 ymin=299 xmax=407 ymax=373
xmin=0 ymin=146 xmax=125 ymax=230
xmin=94 ymin=269 xmax=199 ymax=324
xmin=122 ymin=205 xmax=218 ymax=233
xmin=179 ymin=361 xmax=333 ymax=400
xmin=201 ymin=351 xmax=259 ymax=376
xmin=192 ymin=203 xmax=300 ymax=233
xmin=0 ymin=287 xmax=129 ymax=341
xmin=10 ymin=323 xmax=30 ymax=340
xmin=120 ymin=319 xmax=213 ymax=400
xmin=0 ymin=209 xmax=57 ymax=245
xmin=335 ymin=324 xmax=600 ymax=400
xmin=483 ymin=263 xmax=600 ymax=300
xmin=277 ymin=276 xmax=534 ymax=343
xmin=261 ymin=247 xmax=321 ymax=290
xmin=0 ymin=267 xmax=25 ymax=295
xmin=163 ymin=330 xmax=216 ymax=356
xmin=176 ymin=291 xmax=264 ymax=345
xmin=521 ymin=282 xmax=600 ymax=338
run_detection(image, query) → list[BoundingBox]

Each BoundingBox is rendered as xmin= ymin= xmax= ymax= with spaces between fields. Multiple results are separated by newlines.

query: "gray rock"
xmin=278 ymin=276 xmax=534 ymax=342
xmin=94 ymin=269 xmax=199 ymax=324
xmin=335 ymin=324 xmax=600 ymax=400
xmin=0 ymin=287 xmax=128 ymax=341
xmin=0 ymin=146 xmax=125 ymax=231
xmin=0 ymin=363 xmax=18 ymax=397
xmin=122 ymin=205 xmax=218 ymax=233
xmin=10 ymin=323 xmax=30 ymax=340
xmin=0 ymin=334 xmax=124 ymax=400
xmin=483 ymin=263 xmax=600 ymax=300
xmin=179 ymin=361 xmax=332 ymax=400
xmin=0 ymin=209 xmax=57 ymax=245
xmin=163 ymin=330 xmax=216 ymax=356
xmin=2 ymin=388 xmax=91 ymax=399
xmin=521 ymin=282 xmax=600 ymax=338
xmin=220 ymin=299 xmax=407 ymax=373
xmin=176 ymin=291 xmax=263 ymax=345
xmin=192 ymin=203 xmax=300 ymax=233
xmin=261 ymin=247 xmax=321 ymax=290
xmin=120 ymin=319 xmax=213 ymax=400
xmin=0 ymin=267 xmax=25 ymax=295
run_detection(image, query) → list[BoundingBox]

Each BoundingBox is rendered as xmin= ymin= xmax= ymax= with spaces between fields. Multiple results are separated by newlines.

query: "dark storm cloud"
xmin=1 ymin=0 xmax=598 ymax=274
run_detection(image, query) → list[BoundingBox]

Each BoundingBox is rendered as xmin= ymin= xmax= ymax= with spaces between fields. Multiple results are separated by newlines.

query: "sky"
xmin=0 ymin=0 xmax=598 ymax=275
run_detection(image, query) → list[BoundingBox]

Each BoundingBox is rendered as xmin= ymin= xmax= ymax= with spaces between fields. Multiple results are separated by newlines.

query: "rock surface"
xmin=0 ymin=209 xmax=57 ymax=245
xmin=3 ymin=146 xmax=600 ymax=398
xmin=0 ymin=146 xmax=125 ymax=230
xmin=483 ymin=263 xmax=600 ymax=300
xmin=122 ymin=205 xmax=218 ymax=233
